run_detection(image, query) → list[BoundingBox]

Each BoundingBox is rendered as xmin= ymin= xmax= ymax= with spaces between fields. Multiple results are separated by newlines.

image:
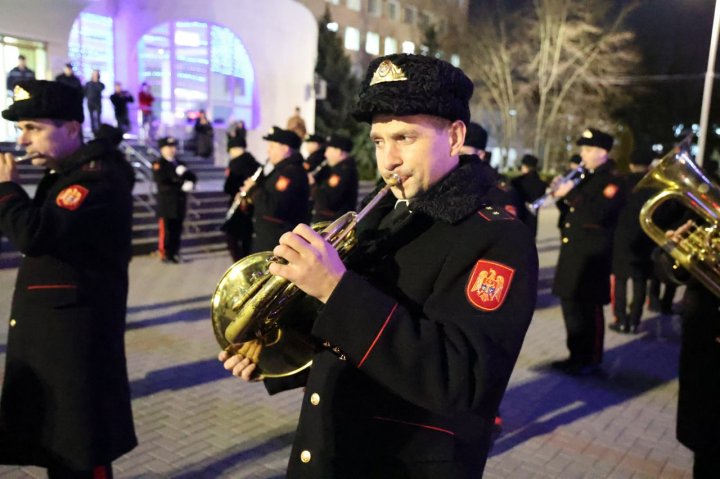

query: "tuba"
xmin=211 ymin=174 xmax=401 ymax=378
xmin=636 ymin=136 xmax=720 ymax=298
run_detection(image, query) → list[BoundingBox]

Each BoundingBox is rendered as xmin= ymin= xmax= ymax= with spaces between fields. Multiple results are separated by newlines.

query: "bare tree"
xmin=451 ymin=0 xmax=642 ymax=171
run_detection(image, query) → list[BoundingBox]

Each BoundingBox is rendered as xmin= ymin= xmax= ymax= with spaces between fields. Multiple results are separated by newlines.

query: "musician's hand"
xmin=552 ymin=179 xmax=575 ymax=199
xmin=665 ymin=220 xmax=695 ymax=243
xmin=241 ymin=177 xmax=256 ymax=194
xmin=269 ymin=223 xmax=346 ymax=303
xmin=0 ymin=153 xmax=19 ymax=183
xmin=234 ymin=191 xmax=243 ymax=203
xmin=307 ymin=173 xmax=315 ymax=186
xmin=218 ymin=341 xmax=263 ymax=382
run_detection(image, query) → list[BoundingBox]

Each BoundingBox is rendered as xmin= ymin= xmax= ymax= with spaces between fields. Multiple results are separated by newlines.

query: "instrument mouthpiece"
xmin=387 ymin=173 xmax=401 ymax=187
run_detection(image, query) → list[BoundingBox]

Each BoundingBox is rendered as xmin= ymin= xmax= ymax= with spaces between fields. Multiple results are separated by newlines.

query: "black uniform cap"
xmin=227 ymin=134 xmax=247 ymax=150
xmin=325 ymin=134 xmax=353 ymax=153
xmin=569 ymin=154 xmax=582 ymax=166
xmin=576 ymin=128 xmax=614 ymax=152
xmin=158 ymin=136 xmax=178 ymax=149
xmin=353 ymin=54 xmax=474 ymax=125
xmin=521 ymin=154 xmax=539 ymax=168
xmin=304 ymin=133 xmax=325 ymax=144
xmin=263 ymin=126 xmax=301 ymax=149
xmin=2 ymin=80 xmax=84 ymax=123
xmin=464 ymin=122 xmax=488 ymax=150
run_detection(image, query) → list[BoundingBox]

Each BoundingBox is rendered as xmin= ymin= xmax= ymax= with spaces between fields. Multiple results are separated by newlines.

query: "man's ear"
xmin=65 ymin=121 xmax=83 ymax=141
xmin=449 ymin=120 xmax=467 ymax=157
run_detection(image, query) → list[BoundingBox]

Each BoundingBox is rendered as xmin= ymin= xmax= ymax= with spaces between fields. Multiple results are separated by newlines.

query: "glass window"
xmin=68 ymin=13 xmax=115 ymax=90
xmin=418 ymin=11 xmax=431 ymax=28
xmin=344 ymin=27 xmax=360 ymax=51
xmin=403 ymin=6 xmax=416 ymax=24
xmin=365 ymin=32 xmax=380 ymax=55
xmin=384 ymin=37 xmax=398 ymax=55
xmin=136 ymin=21 xmax=256 ymax=129
xmin=327 ymin=22 xmax=339 ymax=32
xmin=387 ymin=1 xmax=399 ymax=20
xmin=368 ymin=0 xmax=381 ymax=16
xmin=347 ymin=0 xmax=361 ymax=11
xmin=402 ymin=41 xmax=415 ymax=54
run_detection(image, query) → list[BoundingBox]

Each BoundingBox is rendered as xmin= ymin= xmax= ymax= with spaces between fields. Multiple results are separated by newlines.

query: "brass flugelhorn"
xmin=220 ymin=166 xmax=264 ymax=232
xmin=636 ymin=136 xmax=720 ymax=298
xmin=528 ymin=163 xmax=585 ymax=214
xmin=211 ymin=173 xmax=402 ymax=378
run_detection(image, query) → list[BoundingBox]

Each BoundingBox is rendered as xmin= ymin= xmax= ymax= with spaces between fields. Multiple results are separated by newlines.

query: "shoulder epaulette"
xmin=477 ymin=205 xmax=515 ymax=221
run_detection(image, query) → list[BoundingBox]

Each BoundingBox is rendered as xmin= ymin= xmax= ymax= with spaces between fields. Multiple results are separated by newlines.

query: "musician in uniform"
xmin=0 ymin=80 xmax=136 ymax=477
xmin=302 ymin=133 xmax=326 ymax=173
xmin=551 ymin=128 xmax=626 ymax=376
xmin=244 ymin=126 xmax=309 ymax=253
xmin=222 ymin=134 xmax=261 ymax=261
xmin=609 ymin=148 xmax=656 ymax=334
xmin=655 ymin=222 xmax=720 ymax=478
xmin=460 ymin=122 xmax=523 ymax=218
xmin=511 ymin=154 xmax=548 ymax=238
xmin=219 ymin=53 xmax=538 ymax=478
xmin=310 ymin=133 xmax=358 ymax=222
xmin=152 ymin=136 xmax=197 ymax=263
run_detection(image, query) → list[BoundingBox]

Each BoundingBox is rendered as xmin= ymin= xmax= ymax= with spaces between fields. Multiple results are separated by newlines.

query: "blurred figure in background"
xmin=6 ymin=55 xmax=35 ymax=94
xmin=110 ymin=82 xmax=134 ymax=133
xmin=54 ymin=63 xmax=82 ymax=91
xmin=511 ymin=154 xmax=548 ymax=238
xmin=310 ymin=133 xmax=358 ymax=223
xmin=194 ymin=109 xmax=214 ymax=160
xmin=138 ymin=82 xmax=155 ymax=143
xmin=83 ymin=69 xmax=105 ymax=135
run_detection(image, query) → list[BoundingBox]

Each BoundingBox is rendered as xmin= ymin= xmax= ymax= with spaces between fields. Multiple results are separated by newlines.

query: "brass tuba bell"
xmin=211 ymin=174 xmax=401 ymax=378
xmin=637 ymin=137 xmax=720 ymax=298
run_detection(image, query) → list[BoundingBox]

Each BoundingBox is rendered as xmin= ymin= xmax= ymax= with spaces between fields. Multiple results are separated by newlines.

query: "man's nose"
xmin=381 ymin=143 xmax=402 ymax=170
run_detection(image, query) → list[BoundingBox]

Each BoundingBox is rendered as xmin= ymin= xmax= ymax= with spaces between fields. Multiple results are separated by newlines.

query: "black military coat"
xmin=303 ymin=147 xmax=326 ymax=173
xmin=251 ymin=153 xmax=309 ymax=252
xmin=0 ymin=140 xmax=137 ymax=469
xmin=611 ymin=172 xmax=656 ymax=277
xmin=223 ymin=151 xmax=261 ymax=235
xmin=152 ymin=157 xmax=197 ymax=219
xmin=511 ymin=170 xmax=548 ymax=231
xmin=552 ymin=161 xmax=626 ymax=303
xmin=279 ymin=157 xmax=538 ymax=478
xmin=311 ymin=157 xmax=359 ymax=223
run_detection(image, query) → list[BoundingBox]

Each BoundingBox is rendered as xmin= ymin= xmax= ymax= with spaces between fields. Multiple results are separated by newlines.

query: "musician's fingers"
xmin=272 ymin=242 xmax=301 ymax=264
xmin=292 ymin=223 xmax=328 ymax=251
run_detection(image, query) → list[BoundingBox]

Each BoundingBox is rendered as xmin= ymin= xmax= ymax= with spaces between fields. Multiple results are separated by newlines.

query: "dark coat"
xmin=83 ymin=81 xmax=105 ymax=109
xmin=55 ymin=73 xmax=82 ymax=91
xmin=276 ymin=157 xmax=538 ymax=478
xmin=194 ymin=121 xmax=214 ymax=159
xmin=251 ymin=153 xmax=310 ymax=252
xmin=552 ymin=161 xmax=626 ymax=303
xmin=152 ymin=157 xmax=197 ymax=219
xmin=0 ymin=140 xmax=137 ymax=470
xmin=6 ymin=66 xmax=35 ymax=91
xmin=611 ymin=172 xmax=656 ymax=277
xmin=511 ymin=170 xmax=548 ymax=235
xmin=110 ymin=91 xmax=134 ymax=119
xmin=303 ymin=147 xmax=327 ymax=173
xmin=311 ymin=157 xmax=359 ymax=223
xmin=223 ymin=151 xmax=261 ymax=235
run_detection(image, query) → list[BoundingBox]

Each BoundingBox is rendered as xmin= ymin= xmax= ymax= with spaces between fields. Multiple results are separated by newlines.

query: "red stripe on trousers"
xmin=610 ymin=274 xmax=617 ymax=322
xmin=158 ymin=218 xmax=166 ymax=258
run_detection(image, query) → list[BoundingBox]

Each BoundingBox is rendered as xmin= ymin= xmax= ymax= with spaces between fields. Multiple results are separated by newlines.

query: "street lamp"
xmin=697 ymin=0 xmax=720 ymax=165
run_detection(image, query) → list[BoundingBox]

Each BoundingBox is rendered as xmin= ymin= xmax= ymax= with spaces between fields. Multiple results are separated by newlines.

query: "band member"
xmin=223 ymin=134 xmax=261 ymax=261
xmin=511 ymin=154 xmax=548 ymax=238
xmin=152 ymin=136 xmax=197 ymax=263
xmin=83 ymin=69 xmax=105 ymax=135
xmin=219 ymin=53 xmax=538 ymax=478
xmin=302 ymin=133 xmax=326 ymax=173
xmin=655 ymin=222 xmax=720 ymax=478
xmin=110 ymin=82 xmax=134 ymax=133
xmin=551 ymin=128 xmax=626 ymax=376
xmin=245 ymin=127 xmax=309 ymax=252
xmin=311 ymin=133 xmax=358 ymax=222
xmin=609 ymin=148 xmax=656 ymax=334
xmin=0 ymin=80 xmax=136 ymax=477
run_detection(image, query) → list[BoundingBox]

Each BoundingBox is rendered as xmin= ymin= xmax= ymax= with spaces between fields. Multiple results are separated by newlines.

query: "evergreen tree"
xmin=315 ymin=8 xmax=376 ymax=179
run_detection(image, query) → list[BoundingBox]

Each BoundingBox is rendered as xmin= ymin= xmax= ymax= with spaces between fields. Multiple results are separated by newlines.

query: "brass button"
xmin=565 ymin=222 xmax=570 ymax=228
xmin=9 ymin=319 xmax=16 ymax=327
xmin=300 ymin=450 xmax=312 ymax=463
xmin=569 ymin=207 xmax=575 ymax=213
xmin=310 ymin=393 xmax=320 ymax=406
xmin=562 ymin=237 xmax=569 ymax=244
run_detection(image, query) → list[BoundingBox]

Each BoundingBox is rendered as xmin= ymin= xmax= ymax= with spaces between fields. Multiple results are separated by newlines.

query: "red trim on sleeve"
xmin=27 ymin=284 xmax=78 ymax=290
xmin=372 ymin=416 xmax=456 ymax=436
xmin=357 ymin=303 xmax=398 ymax=368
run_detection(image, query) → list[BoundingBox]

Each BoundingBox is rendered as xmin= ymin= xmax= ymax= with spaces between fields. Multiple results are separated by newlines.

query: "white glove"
xmin=175 ymin=165 xmax=188 ymax=176
xmin=181 ymin=180 xmax=194 ymax=192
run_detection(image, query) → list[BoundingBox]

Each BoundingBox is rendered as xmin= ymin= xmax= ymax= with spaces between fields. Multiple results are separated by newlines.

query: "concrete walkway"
xmin=0 ymin=207 xmax=692 ymax=478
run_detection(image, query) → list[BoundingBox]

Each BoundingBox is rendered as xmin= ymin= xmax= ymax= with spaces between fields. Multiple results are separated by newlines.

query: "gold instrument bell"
xmin=636 ymin=136 xmax=720 ymax=298
xmin=211 ymin=174 xmax=401 ymax=378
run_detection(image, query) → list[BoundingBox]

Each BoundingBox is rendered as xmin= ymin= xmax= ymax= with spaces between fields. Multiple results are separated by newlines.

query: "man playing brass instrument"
xmin=219 ymin=54 xmax=538 ymax=478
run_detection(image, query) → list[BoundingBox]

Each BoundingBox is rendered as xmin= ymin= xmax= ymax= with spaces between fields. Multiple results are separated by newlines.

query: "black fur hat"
xmin=576 ymin=128 xmax=614 ymax=151
xmin=325 ymin=134 xmax=353 ymax=152
xmin=263 ymin=126 xmax=301 ymax=149
xmin=227 ymin=134 xmax=247 ymax=150
xmin=521 ymin=154 xmax=539 ymax=168
xmin=464 ymin=122 xmax=488 ymax=150
xmin=353 ymin=54 xmax=474 ymax=125
xmin=2 ymin=80 xmax=84 ymax=123
xmin=304 ymin=133 xmax=325 ymax=144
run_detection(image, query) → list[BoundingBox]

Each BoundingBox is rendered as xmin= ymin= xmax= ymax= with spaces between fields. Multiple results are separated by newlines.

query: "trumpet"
xmin=528 ymin=164 xmax=585 ymax=214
